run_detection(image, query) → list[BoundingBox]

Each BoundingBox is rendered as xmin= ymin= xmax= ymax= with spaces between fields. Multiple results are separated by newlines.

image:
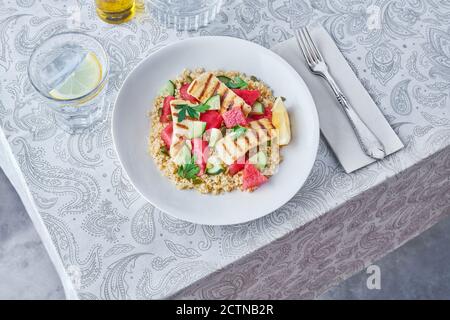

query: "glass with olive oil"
xmin=95 ymin=0 xmax=136 ymax=24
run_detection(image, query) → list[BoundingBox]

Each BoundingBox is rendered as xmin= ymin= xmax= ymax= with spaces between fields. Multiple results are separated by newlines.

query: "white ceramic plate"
xmin=112 ymin=36 xmax=319 ymax=225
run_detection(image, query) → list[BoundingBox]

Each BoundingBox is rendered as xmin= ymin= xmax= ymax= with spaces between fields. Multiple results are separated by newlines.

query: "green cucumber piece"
xmin=186 ymin=120 xmax=206 ymax=139
xmin=172 ymin=143 xmax=192 ymax=165
xmin=205 ymin=94 xmax=221 ymax=110
xmin=206 ymin=156 xmax=224 ymax=175
xmin=207 ymin=128 xmax=223 ymax=147
xmin=206 ymin=166 xmax=224 ymax=175
xmin=248 ymin=151 xmax=267 ymax=171
xmin=159 ymin=80 xmax=175 ymax=96
xmin=217 ymin=75 xmax=232 ymax=84
xmin=250 ymin=102 xmax=264 ymax=115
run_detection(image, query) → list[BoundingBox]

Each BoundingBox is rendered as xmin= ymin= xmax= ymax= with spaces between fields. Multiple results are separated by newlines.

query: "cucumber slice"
xmin=206 ymin=156 xmax=224 ymax=175
xmin=206 ymin=166 xmax=224 ymax=175
xmin=205 ymin=94 xmax=221 ymax=110
xmin=248 ymin=151 xmax=267 ymax=171
xmin=186 ymin=120 xmax=206 ymax=139
xmin=172 ymin=142 xmax=192 ymax=165
xmin=250 ymin=101 xmax=264 ymax=115
xmin=217 ymin=75 xmax=232 ymax=84
xmin=206 ymin=128 xmax=223 ymax=147
xmin=159 ymin=80 xmax=175 ymax=96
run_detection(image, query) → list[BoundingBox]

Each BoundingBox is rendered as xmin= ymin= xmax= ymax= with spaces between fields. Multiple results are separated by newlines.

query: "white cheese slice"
xmin=187 ymin=72 xmax=252 ymax=116
xmin=215 ymin=118 xmax=277 ymax=165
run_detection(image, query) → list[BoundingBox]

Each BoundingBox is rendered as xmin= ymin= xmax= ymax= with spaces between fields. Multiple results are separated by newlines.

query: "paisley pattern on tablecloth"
xmin=172 ymin=147 xmax=450 ymax=299
xmin=0 ymin=0 xmax=449 ymax=299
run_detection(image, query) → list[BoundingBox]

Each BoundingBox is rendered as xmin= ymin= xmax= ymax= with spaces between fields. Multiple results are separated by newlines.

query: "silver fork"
xmin=295 ymin=27 xmax=385 ymax=160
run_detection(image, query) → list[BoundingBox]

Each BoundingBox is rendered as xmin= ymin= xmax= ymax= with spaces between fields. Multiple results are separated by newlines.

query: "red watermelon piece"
xmin=200 ymin=110 xmax=223 ymax=130
xmin=222 ymin=106 xmax=247 ymax=128
xmin=233 ymin=89 xmax=260 ymax=106
xmin=247 ymin=106 xmax=272 ymax=121
xmin=160 ymin=96 xmax=175 ymax=123
xmin=180 ymin=83 xmax=198 ymax=103
xmin=191 ymin=138 xmax=209 ymax=175
xmin=242 ymin=164 xmax=268 ymax=190
xmin=228 ymin=156 xmax=246 ymax=176
xmin=161 ymin=123 xmax=173 ymax=149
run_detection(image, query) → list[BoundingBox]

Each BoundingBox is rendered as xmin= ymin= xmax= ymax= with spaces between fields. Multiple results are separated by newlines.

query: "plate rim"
xmin=112 ymin=35 xmax=320 ymax=225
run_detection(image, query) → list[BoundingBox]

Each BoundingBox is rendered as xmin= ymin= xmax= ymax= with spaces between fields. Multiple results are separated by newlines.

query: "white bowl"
xmin=112 ymin=36 xmax=319 ymax=225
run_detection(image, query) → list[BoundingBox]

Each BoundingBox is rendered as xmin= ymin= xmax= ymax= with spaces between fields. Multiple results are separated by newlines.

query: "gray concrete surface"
xmin=0 ymin=168 xmax=64 ymax=299
xmin=320 ymin=214 xmax=450 ymax=300
xmin=0 ymin=166 xmax=449 ymax=299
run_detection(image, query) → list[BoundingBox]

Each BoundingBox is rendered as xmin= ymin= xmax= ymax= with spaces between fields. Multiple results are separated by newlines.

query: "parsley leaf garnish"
xmin=232 ymin=125 xmax=248 ymax=138
xmin=175 ymin=104 xmax=210 ymax=122
xmin=177 ymin=157 xmax=200 ymax=180
xmin=195 ymin=104 xmax=210 ymax=112
xmin=217 ymin=75 xmax=248 ymax=89
xmin=226 ymin=77 xmax=248 ymax=89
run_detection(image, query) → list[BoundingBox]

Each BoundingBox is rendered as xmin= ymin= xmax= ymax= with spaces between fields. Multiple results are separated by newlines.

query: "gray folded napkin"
xmin=272 ymin=26 xmax=404 ymax=173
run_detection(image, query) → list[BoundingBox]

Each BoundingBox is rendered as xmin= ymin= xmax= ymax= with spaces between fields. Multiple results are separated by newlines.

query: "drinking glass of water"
xmin=146 ymin=0 xmax=223 ymax=31
xmin=28 ymin=32 xmax=109 ymax=133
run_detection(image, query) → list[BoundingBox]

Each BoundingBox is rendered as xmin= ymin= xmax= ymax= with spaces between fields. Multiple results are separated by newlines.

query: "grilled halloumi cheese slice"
xmin=169 ymin=99 xmax=193 ymax=158
xmin=187 ymin=72 xmax=252 ymax=116
xmin=215 ymin=118 xmax=277 ymax=165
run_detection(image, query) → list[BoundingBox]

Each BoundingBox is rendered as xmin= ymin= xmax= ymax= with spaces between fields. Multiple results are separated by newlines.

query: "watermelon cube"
xmin=160 ymin=96 xmax=175 ymax=123
xmin=247 ymin=106 xmax=272 ymax=121
xmin=233 ymin=89 xmax=260 ymax=106
xmin=161 ymin=123 xmax=173 ymax=149
xmin=200 ymin=110 xmax=223 ymax=130
xmin=180 ymin=83 xmax=198 ymax=103
xmin=229 ymin=163 xmax=245 ymax=176
xmin=242 ymin=164 xmax=268 ymax=190
xmin=222 ymin=106 xmax=247 ymax=128
xmin=228 ymin=155 xmax=246 ymax=176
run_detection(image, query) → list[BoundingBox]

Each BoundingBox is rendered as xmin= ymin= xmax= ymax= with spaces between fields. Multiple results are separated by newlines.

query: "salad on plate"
xmin=148 ymin=69 xmax=291 ymax=194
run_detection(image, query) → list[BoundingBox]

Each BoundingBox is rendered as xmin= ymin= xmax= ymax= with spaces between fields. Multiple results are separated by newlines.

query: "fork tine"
xmin=294 ymin=29 xmax=309 ymax=63
xmin=300 ymin=28 xmax=318 ymax=63
xmin=294 ymin=29 xmax=313 ymax=65
xmin=302 ymin=27 xmax=323 ymax=62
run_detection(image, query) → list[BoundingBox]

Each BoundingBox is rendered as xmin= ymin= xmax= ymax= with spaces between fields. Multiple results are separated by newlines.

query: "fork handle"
xmin=322 ymin=73 xmax=386 ymax=160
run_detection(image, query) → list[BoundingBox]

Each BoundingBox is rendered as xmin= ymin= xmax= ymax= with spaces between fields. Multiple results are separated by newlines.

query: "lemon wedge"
xmin=272 ymin=97 xmax=291 ymax=146
xmin=49 ymin=52 xmax=102 ymax=100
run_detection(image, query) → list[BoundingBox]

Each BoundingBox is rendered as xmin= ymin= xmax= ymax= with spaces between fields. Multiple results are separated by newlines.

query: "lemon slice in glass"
xmin=49 ymin=52 xmax=102 ymax=100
